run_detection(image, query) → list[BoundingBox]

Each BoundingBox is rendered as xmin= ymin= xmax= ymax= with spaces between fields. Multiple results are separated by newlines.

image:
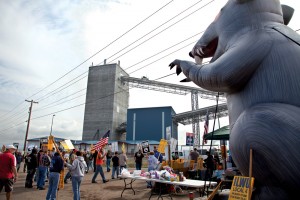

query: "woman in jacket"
xmin=66 ymin=151 xmax=87 ymax=200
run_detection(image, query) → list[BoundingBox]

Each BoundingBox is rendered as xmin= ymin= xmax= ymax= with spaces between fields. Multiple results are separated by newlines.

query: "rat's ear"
xmin=281 ymin=5 xmax=294 ymax=25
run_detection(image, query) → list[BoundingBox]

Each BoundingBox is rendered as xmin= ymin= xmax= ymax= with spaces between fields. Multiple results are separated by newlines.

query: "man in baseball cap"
xmin=0 ymin=144 xmax=17 ymax=200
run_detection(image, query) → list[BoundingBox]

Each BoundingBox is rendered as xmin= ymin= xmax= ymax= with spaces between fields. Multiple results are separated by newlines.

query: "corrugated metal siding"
xmin=127 ymin=106 xmax=178 ymax=141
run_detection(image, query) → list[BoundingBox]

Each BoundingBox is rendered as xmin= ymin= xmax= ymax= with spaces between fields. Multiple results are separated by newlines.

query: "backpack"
xmin=41 ymin=155 xmax=50 ymax=166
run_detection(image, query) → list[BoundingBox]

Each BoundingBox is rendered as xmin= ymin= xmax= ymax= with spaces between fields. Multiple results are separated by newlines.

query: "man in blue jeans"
xmin=106 ymin=150 xmax=112 ymax=172
xmin=46 ymin=152 xmax=64 ymax=200
xmin=37 ymin=151 xmax=51 ymax=190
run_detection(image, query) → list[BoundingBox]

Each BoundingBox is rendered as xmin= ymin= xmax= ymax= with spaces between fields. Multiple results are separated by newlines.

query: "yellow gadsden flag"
xmin=157 ymin=139 xmax=168 ymax=153
xmin=121 ymin=143 xmax=126 ymax=153
xmin=48 ymin=135 xmax=55 ymax=150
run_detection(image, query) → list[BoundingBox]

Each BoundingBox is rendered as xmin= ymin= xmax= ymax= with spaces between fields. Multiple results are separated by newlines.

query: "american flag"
xmin=202 ymin=110 xmax=209 ymax=144
xmin=91 ymin=130 xmax=110 ymax=151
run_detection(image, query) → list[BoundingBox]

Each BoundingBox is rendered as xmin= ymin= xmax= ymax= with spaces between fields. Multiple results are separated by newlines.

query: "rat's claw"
xmin=176 ymin=66 xmax=182 ymax=75
xmin=169 ymin=62 xmax=175 ymax=70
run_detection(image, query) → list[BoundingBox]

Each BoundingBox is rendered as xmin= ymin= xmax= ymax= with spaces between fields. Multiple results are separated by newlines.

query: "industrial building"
xmin=82 ymin=62 xmax=129 ymax=141
xmin=127 ymin=106 xmax=178 ymax=141
xmin=82 ymin=63 xmax=229 ymax=147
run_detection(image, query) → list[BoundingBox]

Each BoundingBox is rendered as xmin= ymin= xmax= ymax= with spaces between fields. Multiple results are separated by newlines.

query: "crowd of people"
xmin=0 ymin=143 xmax=221 ymax=200
xmin=0 ymin=144 xmax=144 ymax=200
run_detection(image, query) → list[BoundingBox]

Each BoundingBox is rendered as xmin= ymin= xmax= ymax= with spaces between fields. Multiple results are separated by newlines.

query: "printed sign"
xmin=141 ymin=140 xmax=150 ymax=153
xmin=229 ymin=176 xmax=254 ymax=200
xmin=186 ymin=132 xmax=194 ymax=146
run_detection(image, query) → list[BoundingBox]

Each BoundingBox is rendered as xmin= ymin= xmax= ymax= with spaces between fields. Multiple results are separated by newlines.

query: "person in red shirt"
xmin=0 ymin=145 xmax=18 ymax=200
xmin=91 ymin=148 xmax=109 ymax=183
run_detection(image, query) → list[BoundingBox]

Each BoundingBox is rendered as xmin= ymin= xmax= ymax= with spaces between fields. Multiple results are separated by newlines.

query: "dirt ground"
xmin=0 ymin=163 xmax=203 ymax=200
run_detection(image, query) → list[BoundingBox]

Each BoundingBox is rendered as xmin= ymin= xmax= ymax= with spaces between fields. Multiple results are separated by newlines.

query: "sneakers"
xmin=103 ymin=180 xmax=109 ymax=183
xmin=38 ymin=187 xmax=45 ymax=190
xmin=111 ymin=177 xmax=115 ymax=179
xmin=92 ymin=181 xmax=97 ymax=183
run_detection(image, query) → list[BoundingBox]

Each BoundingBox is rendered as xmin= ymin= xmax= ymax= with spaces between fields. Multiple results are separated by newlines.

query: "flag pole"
xmin=49 ymin=135 xmax=65 ymax=198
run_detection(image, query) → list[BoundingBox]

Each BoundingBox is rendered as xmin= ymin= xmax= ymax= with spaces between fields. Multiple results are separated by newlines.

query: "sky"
xmin=0 ymin=0 xmax=299 ymax=149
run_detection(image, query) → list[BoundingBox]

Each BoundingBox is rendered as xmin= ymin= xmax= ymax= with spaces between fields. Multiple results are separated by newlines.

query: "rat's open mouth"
xmin=189 ymin=37 xmax=218 ymax=59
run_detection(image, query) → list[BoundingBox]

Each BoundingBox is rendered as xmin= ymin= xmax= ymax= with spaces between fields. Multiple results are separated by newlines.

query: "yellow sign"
xmin=229 ymin=176 xmax=254 ymax=200
xmin=58 ymin=169 xmax=65 ymax=189
xmin=157 ymin=139 xmax=168 ymax=153
xmin=60 ymin=139 xmax=75 ymax=150
xmin=48 ymin=136 xmax=54 ymax=150
xmin=122 ymin=143 xmax=126 ymax=153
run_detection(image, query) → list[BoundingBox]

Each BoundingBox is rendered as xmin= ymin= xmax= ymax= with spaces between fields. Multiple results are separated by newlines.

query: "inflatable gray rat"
xmin=169 ymin=0 xmax=300 ymax=199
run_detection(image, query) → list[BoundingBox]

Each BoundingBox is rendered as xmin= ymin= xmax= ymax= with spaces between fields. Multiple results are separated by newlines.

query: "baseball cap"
xmin=6 ymin=145 xmax=17 ymax=149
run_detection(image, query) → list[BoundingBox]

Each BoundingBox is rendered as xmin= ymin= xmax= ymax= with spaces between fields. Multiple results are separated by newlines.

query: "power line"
xmin=12 ymin=0 xmax=175 ymax=105
xmin=104 ymin=0 xmax=207 ymax=65
xmin=107 ymin=0 xmax=215 ymax=65
xmin=124 ymin=31 xmax=204 ymax=71
xmin=0 ymin=1 xmax=176 ymax=130
xmin=35 ymin=88 xmax=87 ymax=112
xmin=129 ymin=39 xmax=198 ymax=74
xmin=0 ymin=28 xmax=208 ymax=133
xmin=36 ymin=74 xmax=88 ymax=102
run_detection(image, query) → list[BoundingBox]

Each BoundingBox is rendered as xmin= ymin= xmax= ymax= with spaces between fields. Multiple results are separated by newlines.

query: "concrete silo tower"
xmin=82 ymin=62 xmax=129 ymax=141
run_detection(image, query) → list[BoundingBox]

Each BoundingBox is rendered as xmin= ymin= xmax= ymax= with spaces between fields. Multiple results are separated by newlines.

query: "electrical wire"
xmin=107 ymin=0 xmax=215 ymax=65
xmin=104 ymin=0 xmax=207 ymax=65
xmin=0 ymin=0 xmax=174 ymax=122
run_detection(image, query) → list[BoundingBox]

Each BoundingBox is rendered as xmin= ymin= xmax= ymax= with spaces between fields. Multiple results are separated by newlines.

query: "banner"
xmin=170 ymin=138 xmax=177 ymax=152
xmin=166 ymin=126 xmax=171 ymax=140
xmin=111 ymin=142 xmax=118 ymax=152
xmin=141 ymin=140 xmax=150 ymax=154
xmin=186 ymin=132 xmax=194 ymax=146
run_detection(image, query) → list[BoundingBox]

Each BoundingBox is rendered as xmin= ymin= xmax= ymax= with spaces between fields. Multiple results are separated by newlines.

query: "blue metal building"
xmin=126 ymin=106 xmax=178 ymax=141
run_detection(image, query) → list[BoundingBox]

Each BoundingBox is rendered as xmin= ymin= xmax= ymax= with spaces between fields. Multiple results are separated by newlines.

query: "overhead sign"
xmin=229 ymin=176 xmax=254 ymax=200
xmin=141 ymin=140 xmax=150 ymax=154
xmin=170 ymin=138 xmax=177 ymax=152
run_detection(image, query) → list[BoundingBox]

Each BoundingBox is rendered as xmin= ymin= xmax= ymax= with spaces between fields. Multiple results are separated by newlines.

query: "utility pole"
xmin=23 ymin=100 xmax=38 ymax=153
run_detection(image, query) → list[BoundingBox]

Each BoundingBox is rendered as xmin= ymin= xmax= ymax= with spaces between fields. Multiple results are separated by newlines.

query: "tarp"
xmin=204 ymin=125 xmax=230 ymax=140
